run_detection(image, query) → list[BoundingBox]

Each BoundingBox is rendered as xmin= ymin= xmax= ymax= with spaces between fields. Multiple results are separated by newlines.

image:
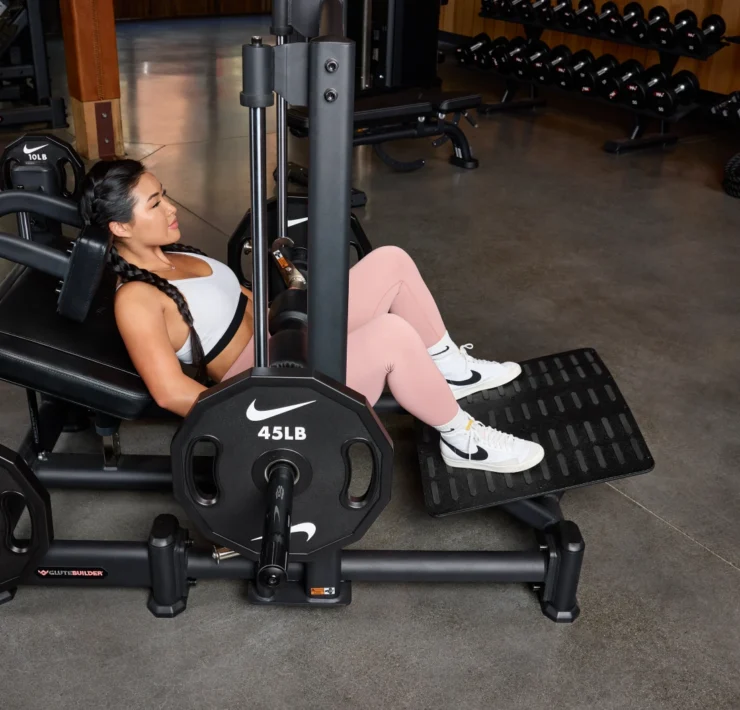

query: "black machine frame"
xmin=0 ymin=0 xmax=652 ymax=622
xmin=0 ymin=0 xmax=66 ymax=128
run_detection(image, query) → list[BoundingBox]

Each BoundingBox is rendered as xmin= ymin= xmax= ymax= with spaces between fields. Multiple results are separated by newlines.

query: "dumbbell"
xmin=456 ymin=33 xmax=491 ymax=66
xmin=500 ymin=0 xmax=533 ymax=20
xmin=628 ymin=5 xmax=668 ymax=44
xmin=492 ymin=36 xmax=529 ymax=74
xmin=578 ymin=54 xmax=618 ymax=94
xmin=532 ymin=44 xmax=571 ymax=83
xmin=651 ymin=10 xmax=697 ymax=50
xmin=540 ymin=0 xmax=571 ymax=25
xmin=512 ymin=41 xmax=551 ymax=80
xmin=599 ymin=59 xmax=644 ymax=101
xmin=648 ymin=71 xmax=700 ymax=115
xmin=623 ymin=65 xmax=669 ymax=108
xmin=583 ymin=2 xmax=620 ymax=35
xmin=604 ymin=2 xmax=643 ymax=38
xmin=711 ymin=91 xmax=740 ymax=119
xmin=528 ymin=0 xmax=553 ymax=23
xmin=560 ymin=0 xmax=595 ymax=30
xmin=681 ymin=15 xmax=726 ymax=55
xmin=476 ymin=37 xmax=510 ymax=70
xmin=556 ymin=49 xmax=595 ymax=90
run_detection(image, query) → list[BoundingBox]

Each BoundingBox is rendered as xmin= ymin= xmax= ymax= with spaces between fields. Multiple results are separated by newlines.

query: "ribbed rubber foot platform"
xmin=417 ymin=349 xmax=654 ymax=517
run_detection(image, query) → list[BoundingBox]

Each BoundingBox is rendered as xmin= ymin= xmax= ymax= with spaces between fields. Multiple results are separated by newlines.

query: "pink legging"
xmin=223 ymin=246 xmax=459 ymax=426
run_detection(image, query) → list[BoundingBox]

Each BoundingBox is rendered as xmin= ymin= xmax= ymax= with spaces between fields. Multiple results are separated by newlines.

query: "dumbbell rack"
xmin=475 ymin=8 xmax=728 ymax=153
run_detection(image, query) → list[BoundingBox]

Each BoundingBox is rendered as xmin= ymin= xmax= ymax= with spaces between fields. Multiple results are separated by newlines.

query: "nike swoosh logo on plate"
xmin=446 ymin=371 xmax=482 ymax=387
xmin=287 ymin=217 xmax=308 ymax=228
xmin=246 ymin=399 xmax=315 ymax=422
xmin=252 ymin=522 xmax=317 ymax=542
xmin=23 ymin=144 xmax=48 ymax=154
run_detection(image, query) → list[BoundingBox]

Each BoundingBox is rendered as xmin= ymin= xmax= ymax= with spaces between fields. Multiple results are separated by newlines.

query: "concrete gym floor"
xmin=1 ymin=15 xmax=739 ymax=710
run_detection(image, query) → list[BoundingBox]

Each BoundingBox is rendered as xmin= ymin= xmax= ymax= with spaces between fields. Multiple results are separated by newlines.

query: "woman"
xmin=80 ymin=160 xmax=544 ymax=474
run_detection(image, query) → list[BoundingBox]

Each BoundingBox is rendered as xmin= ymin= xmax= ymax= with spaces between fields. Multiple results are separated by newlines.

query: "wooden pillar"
xmin=60 ymin=0 xmax=124 ymax=159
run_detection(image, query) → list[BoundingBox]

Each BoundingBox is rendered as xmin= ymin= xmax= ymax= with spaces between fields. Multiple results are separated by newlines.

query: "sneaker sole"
xmin=441 ymin=446 xmax=545 ymax=474
xmin=451 ymin=363 xmax=523 ymax=400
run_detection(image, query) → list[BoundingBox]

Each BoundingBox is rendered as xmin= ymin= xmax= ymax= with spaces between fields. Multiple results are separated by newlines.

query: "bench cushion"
xmin=0 ymin=267 xmax=154 ymax=420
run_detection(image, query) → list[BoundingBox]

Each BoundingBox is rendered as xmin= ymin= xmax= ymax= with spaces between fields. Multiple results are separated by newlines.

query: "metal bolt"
xmin=104 ymin=138 xmax=110 ymax=144
xmin=324 ymin=89 xmax=338 ymax=103
xmin=252 ymin=36 xmax=263 ymax=46
xmin=102 ymin=112 xmax=108 ymax=118
xmin=325 ymin=58 xmax=339 ymax=73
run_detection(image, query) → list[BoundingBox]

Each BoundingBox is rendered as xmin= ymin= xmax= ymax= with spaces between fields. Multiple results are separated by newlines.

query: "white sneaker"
xmin=432 ymin=343 xmax=522 ymax=400
xmin=440 ymin=420 xmax=544 ymax=474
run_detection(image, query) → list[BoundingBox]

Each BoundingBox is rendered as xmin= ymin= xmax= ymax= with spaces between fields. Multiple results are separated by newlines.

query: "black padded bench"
xmin=288 ymin=89 xmax=482 ymax=172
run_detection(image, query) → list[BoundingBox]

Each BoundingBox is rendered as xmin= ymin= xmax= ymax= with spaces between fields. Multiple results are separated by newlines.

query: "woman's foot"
xmin=439 ymin=419 xmax=544 ymax=474
xmin=431 ymin=340 xmax=521 ymax=400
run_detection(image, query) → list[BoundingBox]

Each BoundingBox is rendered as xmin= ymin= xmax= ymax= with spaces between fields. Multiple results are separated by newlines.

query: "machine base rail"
xmin=3 ymin=514 xmax=582 ymax=622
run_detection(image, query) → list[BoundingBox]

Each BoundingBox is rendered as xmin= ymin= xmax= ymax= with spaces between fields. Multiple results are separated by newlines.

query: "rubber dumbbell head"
xmin=579 ymin=53 xmax=618 ymax=93
xmin=541 ymin=0 xmax=571 ymax=25
xmin=530 ymin=0 xmax=554 ymax=23
xmin=513 ymin=40 xmax=551 ymax=80
xmin=556 ymin=49 xmax=594 ymax=90
xmin=456 ymin=33 xmax=491 ymax=65
xmin=584 ymin=2 xmax=619 ymax=35
xmin=649 ymin=70 xmax=700 ymax=115
xmin=500 ymin=0 xmax=532 ymax=20
xmin=681 ymin=14 xmax=726 ymax=55
xmin=651 ymin=9 xmax=697 ymax=50
xmin=532 ymin=44 xmax=571 ymax=84
xmin=492 ymin=36 xmax=528 ymax=74
xmin=604 ymin=2 xmax=644 ymax=38
xmin=628 ymin=5 xmax=668 ymax=43
xmin=560 ymin=0 xmax=594 ymax=29
xmin=476 ymin=37 xmax=510 ymax=70
xmin=600 ymin=59 xmax=644 ymax=101
xmin=623 ymin=66 xmax=669 ymax=108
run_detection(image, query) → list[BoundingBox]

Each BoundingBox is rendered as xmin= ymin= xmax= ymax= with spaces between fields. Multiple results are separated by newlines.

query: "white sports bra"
xmin=117 ymin=253 xmax=247 ymax=366
xmin=169 ymin=254 xmax=246 ymax=365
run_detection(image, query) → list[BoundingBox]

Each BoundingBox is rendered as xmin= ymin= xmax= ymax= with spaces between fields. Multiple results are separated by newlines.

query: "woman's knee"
xmin=369 ymin=245 xmax=415 ymax=276
xmin=374 ymin=313 xmax=425 ymax=354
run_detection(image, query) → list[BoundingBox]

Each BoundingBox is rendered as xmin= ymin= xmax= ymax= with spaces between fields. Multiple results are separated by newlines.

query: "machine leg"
xmin=539 ymin=520 xmax=584 ymax=623
xmin=0 ymin=588 xmax=17 ymax=605
xmin=146 ymin=514 xmax=190 ymax=618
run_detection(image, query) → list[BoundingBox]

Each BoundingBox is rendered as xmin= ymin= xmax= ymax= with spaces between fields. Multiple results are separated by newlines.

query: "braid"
xmin=108 ymin=246 xmax=208 ymax=383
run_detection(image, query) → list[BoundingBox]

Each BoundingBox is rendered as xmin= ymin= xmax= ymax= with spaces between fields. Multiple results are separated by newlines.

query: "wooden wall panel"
xmin=441 ymin=0 xmax=740 ymax=94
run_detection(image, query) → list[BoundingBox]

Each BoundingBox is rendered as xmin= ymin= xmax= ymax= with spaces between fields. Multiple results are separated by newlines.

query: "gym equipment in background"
xmin=599 ymin=59 xmax=644 ymax=102
xmin=647 ymin=70 xmax=699 ymax=116
xmin=512 ymin=40 xmax=551 ymax=81
xmin=651 ymin=9 xmax=697 ymax=50
xmin=578 ymin=54 xmax=618 ymax=94
xmin=722 ymin=151 xmax=740 ymax=198
xmin=456 ymin=33 xmax=491 ymax=66
xmin=680 ymin=15 xmax=726 ymax=56
xmin=290 ymin=0 xmax=481 ymax=177
xmin=603 ymin=2 xmax=643 ymax=38
xmin=532 ymin=44 xmax=571 ymax=84
xmin=0 ymin=0 xmax=66 ymax=128
xmin=491 ymin=36 xmax=529 ymax=74
xmin=560 ymin=0 xmax=595 ymax=30
xmin=556 ymin=49 xmax=594 ymax=90
xmin=627 ymin=5 xmax=668 ymax=44
xmin=623 ymin=65 xmax=669 ymax=109
xmin=583 ymin=2 xmax=619 ymax=35
xmin=0 ymin=0 xmax=653 ymax=619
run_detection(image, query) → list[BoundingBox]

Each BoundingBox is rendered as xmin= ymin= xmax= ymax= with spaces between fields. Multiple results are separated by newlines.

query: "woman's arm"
xmin=115 ymin=283 xmax=207 ymax=417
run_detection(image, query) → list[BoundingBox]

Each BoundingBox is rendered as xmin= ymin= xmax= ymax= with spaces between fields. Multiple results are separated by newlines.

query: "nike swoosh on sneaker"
xmin=441 ymin=441 xmax=488 ymax=461
xmin=446 ymin=371 xmax=482 ymax=387
xmin=430 ymin=346 xmax=450 ymax=357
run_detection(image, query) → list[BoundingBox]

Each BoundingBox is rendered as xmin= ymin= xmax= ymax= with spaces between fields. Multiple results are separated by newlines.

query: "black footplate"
xmin=416 ymin=349 xmax=654 ymax=517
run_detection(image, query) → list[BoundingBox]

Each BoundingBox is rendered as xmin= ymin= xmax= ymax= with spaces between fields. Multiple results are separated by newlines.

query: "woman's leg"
xmin=348 ymin=245 xmax=521 ymax=399
xmin=348 ymin=245 xmax=446 ymax=346
xmin=346 ymin=314 xmax=543 ymax=473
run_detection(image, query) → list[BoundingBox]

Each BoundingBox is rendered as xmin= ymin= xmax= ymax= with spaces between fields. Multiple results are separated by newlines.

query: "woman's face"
xmin=111 ymin=171 xmax=180 ymax=247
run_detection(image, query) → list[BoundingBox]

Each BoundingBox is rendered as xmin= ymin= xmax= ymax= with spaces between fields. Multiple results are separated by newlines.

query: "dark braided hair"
xmin=79 ymin=159 xmax=209 ymax=382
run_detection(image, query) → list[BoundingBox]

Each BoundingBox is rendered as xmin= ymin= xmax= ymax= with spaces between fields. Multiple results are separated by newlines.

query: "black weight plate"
xmin=0 ymin=134 xmax=85 ymax=199
xmin=0 ymin=445 xmax=53 ymax=592
xmin=172 ymin=369 xmax=394 ymax=559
